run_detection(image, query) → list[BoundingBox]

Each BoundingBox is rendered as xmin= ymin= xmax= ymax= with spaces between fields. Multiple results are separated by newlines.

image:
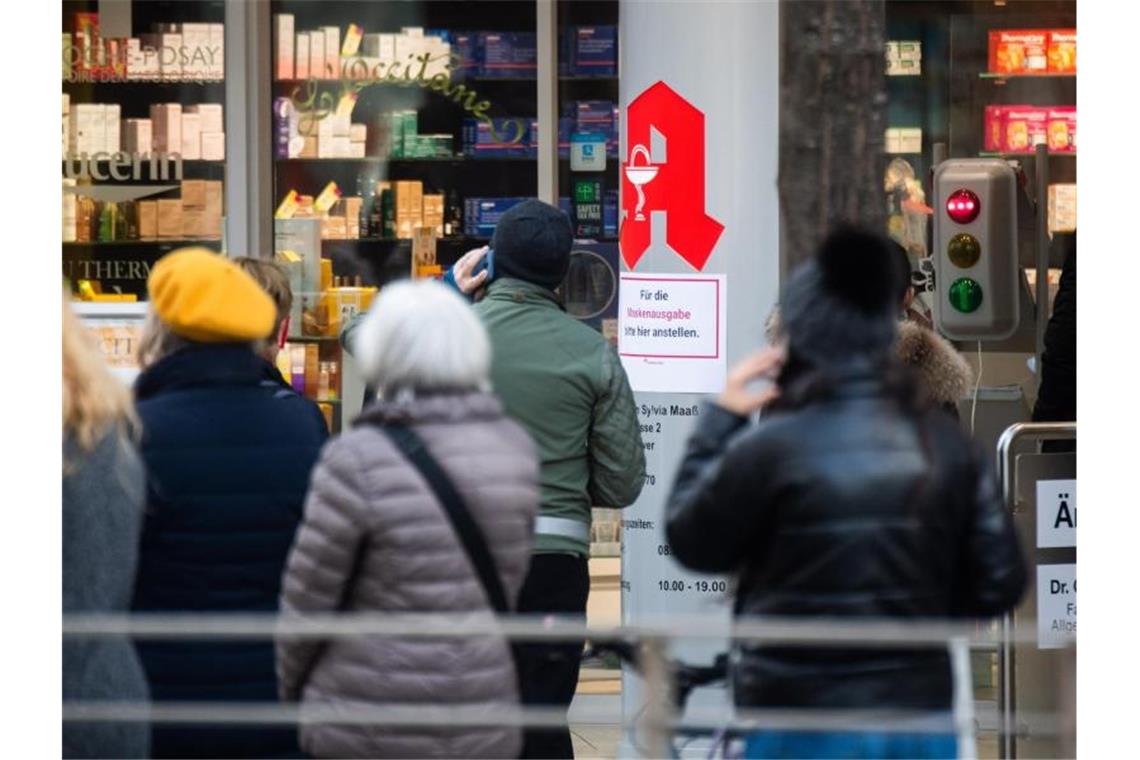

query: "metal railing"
xmin=63 ymin=611 xmax=1074 ymax=758
xmin=995 ymin=421 xmax=1077 ymax=760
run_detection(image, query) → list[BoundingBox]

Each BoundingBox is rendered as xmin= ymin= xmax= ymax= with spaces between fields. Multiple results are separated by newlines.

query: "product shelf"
xmin=277 ymin=156 xmax=535 ymax=164
xmin=978 ymin=151 xmax=1076 ymax=158
xmin=978 ymin=72 xmax=1076 ymax=80
xmin=63 ymin=239 xmax=222 ymax=248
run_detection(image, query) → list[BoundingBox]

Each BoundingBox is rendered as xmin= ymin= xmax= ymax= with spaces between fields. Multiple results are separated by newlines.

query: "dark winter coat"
xmin=666 ymin=363 xmax=1026 ymax=713
xmin=63 ymin=428 xmax=150 ymax=759
xmin=278 ymin=391 xmax=538 ymax=758
xmin=1033 ymin=241 xmax=1076 ymax=426
xmin=132 ymin=344 xmax=328 ymax=758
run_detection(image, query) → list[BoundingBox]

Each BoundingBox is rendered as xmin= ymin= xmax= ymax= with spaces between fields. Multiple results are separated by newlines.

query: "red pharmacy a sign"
xmin=620 ymin=81 xmax=724 ymax=271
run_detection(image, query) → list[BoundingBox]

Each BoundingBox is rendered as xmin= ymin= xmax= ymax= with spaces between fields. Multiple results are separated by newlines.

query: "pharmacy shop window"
xmin=64 ymin=0 xmax=229 ymax=378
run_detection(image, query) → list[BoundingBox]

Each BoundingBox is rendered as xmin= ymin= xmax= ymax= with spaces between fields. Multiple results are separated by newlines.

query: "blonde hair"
xmin=62 ymin=301 xmax=137 ymax=452
xmin=233 ymin=257 xmax=293 ymax=339
xmin=137 ymin=307 xmax=188 ymax=370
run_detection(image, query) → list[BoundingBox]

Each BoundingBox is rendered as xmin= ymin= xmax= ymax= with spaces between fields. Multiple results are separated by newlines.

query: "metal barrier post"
xmin=995 ymin=421 xmax=1077 ymax=760
xmin=639 ymin=636 xmax=674 ymax=758
xmin=950 ymin=636 xmax=978 ymax=760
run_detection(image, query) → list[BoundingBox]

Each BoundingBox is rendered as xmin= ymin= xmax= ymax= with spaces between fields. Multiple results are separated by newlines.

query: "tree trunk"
xmin=778 ymin=0 xmax=888 ymax=271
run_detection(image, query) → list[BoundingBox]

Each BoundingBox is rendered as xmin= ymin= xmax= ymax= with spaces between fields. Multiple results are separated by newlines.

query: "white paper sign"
xmin=618 ymin=273 xmax=727 ymax=394
xmin=1037 ymin=564 xmax=1076 ymax=649
xmin=1037 ymin=479 xmax=1076 ymax=548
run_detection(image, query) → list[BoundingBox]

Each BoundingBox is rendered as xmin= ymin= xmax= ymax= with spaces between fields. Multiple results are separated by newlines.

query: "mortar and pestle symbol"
xmin=624 ymin=144 xmax=660 ymax=222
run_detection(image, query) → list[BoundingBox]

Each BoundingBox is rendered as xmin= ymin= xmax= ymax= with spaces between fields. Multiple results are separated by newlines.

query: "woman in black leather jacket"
xmin=666 ymin=226 xmax=1027 ymax=760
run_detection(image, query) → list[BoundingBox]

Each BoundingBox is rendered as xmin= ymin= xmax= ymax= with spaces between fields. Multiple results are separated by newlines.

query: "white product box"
xmin=379 ymin=33 xmax=396 ymax=61
xmin=333 ymin=136 xmax=352 ymax=158
xmin=180 ymin=23 xmax=211 ymax=80
xmin=323 ymin=27 xmax=340 ymax=79
xmin=123 ymin=118 xmax=153 ymax=155
xmin=331 ymin=114 xmax=351 ymax=137
xmin=887 ymin=58 xmax=921 ymax=76
xmin=349 ymin=123 xmax=367 ymax=142
xmin=898 ymin=127 xmax=922 ymax=154
xmin=309 ymin=31 xmax=326 ymax=80
xmin=68 ymin=103 xmax=89 ymax=155
xmin=885 ymin=128 xmax=901 ymax=154
xmin=181 ymin=112 xmax=202 ymax=160
xmin=274 ymin=14 xmax=294 ymax=80
xmin=317 ymin=116 xmax=336 ymax=158
xmin=103 ymin=104 xmax=121 ymax=155
xmin=395 ymin=33 xmax=414 ymax=67
xmin=186 ymin=103 xmax=223 ymax=135
xmin=150 ymin=103 xmax=182 ymax=155
xmin=348 ymin=141 xmax=366 ymax=158
xmin=402 ymin=27 xmax=425 ymax=39
xmin=63 ymin=178 xmax=77 ymax=242
xmin=153 ymin=32 xmax=183 ymax=81
xmin=426 ymin=38 xmax=450 ymax=78
xmin=209 ymin=24 xmax=225 ymax=79
xmin=896 ymin=40 xmax=922 ymax=62
xmin=295 ymin=33 xmax=310 ymax=80
xmin=200 ymin=132 xmax=225 ymax=161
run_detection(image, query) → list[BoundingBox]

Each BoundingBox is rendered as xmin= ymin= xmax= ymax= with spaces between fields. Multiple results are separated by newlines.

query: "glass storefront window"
xmin=269 ymin=1 xmax=540 ymax=431
xmin=63 ymin=0 xmax=229 ymax=376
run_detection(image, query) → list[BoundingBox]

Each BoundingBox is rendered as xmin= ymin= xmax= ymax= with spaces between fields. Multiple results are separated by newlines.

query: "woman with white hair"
xmin=277 ymin=280 xmax=539 ymax=759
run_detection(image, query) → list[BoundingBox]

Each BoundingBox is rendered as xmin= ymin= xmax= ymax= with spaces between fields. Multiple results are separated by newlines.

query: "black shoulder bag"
xmin=379 ymin=424 xmax=525 ymax=691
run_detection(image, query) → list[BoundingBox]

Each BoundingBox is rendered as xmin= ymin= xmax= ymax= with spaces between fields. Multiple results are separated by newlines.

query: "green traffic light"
xmin=948 ymin=233 xmax=981 ymax=268
xmin=948 ymin=278 xmax=983 ymax=313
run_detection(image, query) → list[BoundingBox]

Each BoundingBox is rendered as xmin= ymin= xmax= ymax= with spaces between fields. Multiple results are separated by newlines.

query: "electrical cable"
xmin=970 ymin=341 xmax=983 ymax=435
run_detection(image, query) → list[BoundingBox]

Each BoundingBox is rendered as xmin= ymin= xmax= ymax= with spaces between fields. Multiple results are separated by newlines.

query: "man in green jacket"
xmin=472 ymin=200 xmax=645 ymax=759
xmin=342 ymin=199 xmax=645 ymax=758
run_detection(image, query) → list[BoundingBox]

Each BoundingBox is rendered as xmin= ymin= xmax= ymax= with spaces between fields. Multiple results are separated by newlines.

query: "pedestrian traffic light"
xmin=932 ymin=159 xmax=1020 ymax=341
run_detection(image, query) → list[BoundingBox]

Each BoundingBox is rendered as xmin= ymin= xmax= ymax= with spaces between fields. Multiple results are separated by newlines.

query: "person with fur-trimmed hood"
xmin=667 ymin=225 xmax=1025 ymax=760
xmin=764 ymin=242 xmax=974 ymax=420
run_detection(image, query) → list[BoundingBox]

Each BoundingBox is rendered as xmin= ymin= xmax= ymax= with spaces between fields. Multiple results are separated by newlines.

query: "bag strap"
xmin=380 ymin=424 xmax=512 ymax=614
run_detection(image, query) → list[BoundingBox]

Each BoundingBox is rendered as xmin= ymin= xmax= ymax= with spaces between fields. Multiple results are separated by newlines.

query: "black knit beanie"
xmin=491 ymin=199 xmax=573 ymax=290
xmin=780 ymin=224 xmax=908 ymax=367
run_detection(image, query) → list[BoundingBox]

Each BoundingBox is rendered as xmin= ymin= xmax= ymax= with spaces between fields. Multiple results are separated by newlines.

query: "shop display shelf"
xmin=63 ymin=239 xmax=222 ymax=248
xmin=277 ymin=156 xmax=535 ymax=164
xmin=978 ymin=72 xmax=1076 ymax=80
xmin=285 ymin=335 xmax=341 ymax=344
xmin=62 ymin=79 xmax=227 ymax=98
xmin=978 ymin=151 xmax=1076 ymax=158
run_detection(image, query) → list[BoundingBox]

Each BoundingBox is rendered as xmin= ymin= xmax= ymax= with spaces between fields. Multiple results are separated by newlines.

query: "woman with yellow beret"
xmin=129 ymin=248 xmax=327 ymax=759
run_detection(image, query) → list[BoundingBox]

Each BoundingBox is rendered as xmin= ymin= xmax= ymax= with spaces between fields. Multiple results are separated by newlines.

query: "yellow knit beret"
xmin=148 ymin=248 xmax=276 ymax=342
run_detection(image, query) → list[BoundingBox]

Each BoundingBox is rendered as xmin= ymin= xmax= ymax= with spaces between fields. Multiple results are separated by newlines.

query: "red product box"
xmin=73 ymin=12 xmax=101 ymax=74
xmin=1002 ymin=106 xmax=1048 ymax=153
xmin=984 ymin=105 xmax=1017 ymax=152
xmin=1047 ymin=29 xmax=1077 ymax=73
xmin=988 ymin=29 xmax=1049 ymax=75
xmin=1046 ymin=106 xmax=1077 ymax=153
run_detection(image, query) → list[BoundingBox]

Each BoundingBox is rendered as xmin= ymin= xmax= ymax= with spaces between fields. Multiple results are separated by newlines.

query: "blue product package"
xmin=603 ymin=190 xmax=619 ymax=237
xmin=573 ymin=26 xmax=617 ymax=76
xmin=466 ymin=197 xmax=530 ymax=237
xmin=480 ymin=32 xmax=536 ymax=78
xmin=559 ymin=196 xmax=573 ymax=218
xmin=558 ymin=116 xmax=574 ymax=159
xmin=576 ymin=100 xmax=616 ymax=139
xmin=449 ymin=31 xmax=478 ymax=80
xmin=464 ymin=117 xmax=530 ymax=158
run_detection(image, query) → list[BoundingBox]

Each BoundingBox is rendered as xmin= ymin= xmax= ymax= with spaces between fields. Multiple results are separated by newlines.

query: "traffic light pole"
xmin=1034 ymin=143 xmax=1050 ymax=374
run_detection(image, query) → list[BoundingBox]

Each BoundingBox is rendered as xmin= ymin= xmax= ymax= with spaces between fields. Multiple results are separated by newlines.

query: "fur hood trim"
xmin=896 ymin=321 xmax=974 ymax=406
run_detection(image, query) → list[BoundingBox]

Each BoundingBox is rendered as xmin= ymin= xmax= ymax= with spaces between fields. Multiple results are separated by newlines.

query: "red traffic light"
xmin=946 ymin=189 xmax=981 ymax=224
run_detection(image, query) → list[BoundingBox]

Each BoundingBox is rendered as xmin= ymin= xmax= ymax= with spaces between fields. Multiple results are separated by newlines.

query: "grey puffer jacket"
xmin=277 ymin=391 xmax=538 ymax=759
